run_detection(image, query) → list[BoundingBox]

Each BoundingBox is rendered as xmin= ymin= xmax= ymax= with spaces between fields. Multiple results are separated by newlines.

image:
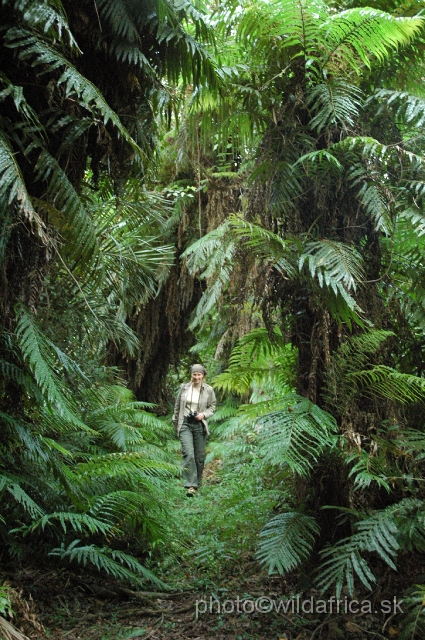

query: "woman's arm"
xmin=201 ymin=387 xmax=216 ymax=420
xmin=172 ymin=384 xmax=183 ymax=429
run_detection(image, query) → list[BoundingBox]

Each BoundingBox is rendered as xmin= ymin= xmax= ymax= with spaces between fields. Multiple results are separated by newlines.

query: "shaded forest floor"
xmin=1 ymin=460 xmax=419 ymax=640
xmin=2 ymin=556 xmax=405 ymax=640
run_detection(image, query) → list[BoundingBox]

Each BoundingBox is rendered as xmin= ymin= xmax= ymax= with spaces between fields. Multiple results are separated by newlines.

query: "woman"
xmin=172 ymin=364 xmax=216 ymax=496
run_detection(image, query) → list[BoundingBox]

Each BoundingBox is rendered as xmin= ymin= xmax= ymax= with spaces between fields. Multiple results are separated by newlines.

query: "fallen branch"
xmin=116 ymin=587 xmax=191 ymax=600
xmin=0 ymin=617 xmax=31 ymax=640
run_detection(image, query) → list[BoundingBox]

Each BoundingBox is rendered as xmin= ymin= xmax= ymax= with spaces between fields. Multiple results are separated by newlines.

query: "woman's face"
xmin=191 ymin=371 xmax=204 ymax=385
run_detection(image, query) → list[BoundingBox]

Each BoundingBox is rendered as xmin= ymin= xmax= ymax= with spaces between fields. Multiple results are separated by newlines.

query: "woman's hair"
xmin=190 ymin=364 xmax=207 ymax=376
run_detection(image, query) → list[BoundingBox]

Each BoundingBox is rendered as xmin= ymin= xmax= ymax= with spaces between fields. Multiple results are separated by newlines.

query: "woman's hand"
xmin=195 ymin=412 xmax=205 ymax=421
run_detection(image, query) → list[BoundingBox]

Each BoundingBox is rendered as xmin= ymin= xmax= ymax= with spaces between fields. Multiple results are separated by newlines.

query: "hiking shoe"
xmin=186 ymin=487 xmax=197 ymax=496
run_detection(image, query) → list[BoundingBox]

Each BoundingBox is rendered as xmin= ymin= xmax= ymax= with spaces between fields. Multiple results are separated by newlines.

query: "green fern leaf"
xmin=255 ymin=511 xmax=320 ymax=574
xmin=49 ymin=541 xmax=167 ymax=588
xmin=4 ymin=27 xmax=143 ymax=159
xmin=257 ymin=394 xmax=338 ymax=476
xmin=0 ymin=472 xmax=44 ymax=519
xmin=15 ymin=306 xmax=89 ymax=429
xmin=0 ymin=131 xmax=47 ymax=242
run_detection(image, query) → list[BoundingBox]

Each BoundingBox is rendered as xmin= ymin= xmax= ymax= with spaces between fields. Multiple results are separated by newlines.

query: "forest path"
xmin=2 ymin=461 xmax=389 ymax=640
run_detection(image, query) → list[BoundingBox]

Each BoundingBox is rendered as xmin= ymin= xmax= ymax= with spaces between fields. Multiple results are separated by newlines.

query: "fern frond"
xmin=32 ymin=151 xmax=99 ymax=268
xmin=76 ymin=452 xmax=177 ymax=482
xmin=0 ymin=472 xmax=44 ymax=519
xmin=0 ymin=131 xmax=47 ymax=242
xmin=11 ymin=0 xmax=79 ymax=48
xmin=255 ymin=511 xmax=320 ymax=574
xmin=228 ymin=215 xmax=298 ymax=278
xmin=88 ymin=490 xmax=168 ymax=538
xmin=49 ymin=540 xmax=167 ymax=588
xmin=182 ymin=220 xmax=237 ymax=329
xmin=23 ymin=512 xmax=116 ymax=537
xmin=317 ymin=511 xmax=399 ymax=596
xmin=399 ymin=584 xmax=425 ymax=640
xmin=4 ymin=27 xmax=143 ymax=159
xmin=15 ymin=306 xmax=89 ymax=429
xmin=307 ymin=79 xmax=363 ymax=133
xmin=323 ymin=9 xmax=423 ymax=74
xmin=346 ymin=450 xmax=391 ymax=493
xmin=212 ymin=327 xmax=296 ymax=396
xmin=257 ymin=394 xmax=338 ymax=476
xmin=324 ymin=329 xmax=394 ymax=412
xmin=349 ymin=366 xmax=425 ymax=404
xmin=299 ymin=239 xmax=364 ymax=293
xmin=0 ymin=411 xmax=50 ymax=462
xmin=374 ymin=89 xmax=425 ymax=129
xmin=317 ymin=497 xmax=425 ymax=596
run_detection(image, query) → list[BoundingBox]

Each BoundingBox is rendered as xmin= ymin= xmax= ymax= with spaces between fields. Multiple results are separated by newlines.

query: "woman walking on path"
xmin=172 ymin=364 xmax=216 ymax=496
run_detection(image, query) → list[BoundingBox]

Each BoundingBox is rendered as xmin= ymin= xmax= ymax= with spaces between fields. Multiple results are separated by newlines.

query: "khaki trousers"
xmin=179 ymin=419 xmax=207 ymax=488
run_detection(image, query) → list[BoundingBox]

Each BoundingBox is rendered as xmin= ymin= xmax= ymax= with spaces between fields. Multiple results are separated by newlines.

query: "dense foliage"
xmin=3 ymin=0 xmax=425 ymax=637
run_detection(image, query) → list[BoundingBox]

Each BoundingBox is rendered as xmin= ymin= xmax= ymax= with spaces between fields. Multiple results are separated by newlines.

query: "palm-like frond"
xmin=238 ymin=1 xmax=423 ymax=75
xmin=4 ymin=0 xmax=78 ymax=48
xmin=182 ymin=220 xmax=237 ymax=329
xmin=85 ymin=385 xmax=171 ymax=451
xmin=324 ymin=329 xmax=394 ymax=412
xmin=255 ymin=511 xmax=320 ymax=574
xmin=323 ymin=9 xmax=423 ymax=74
xmin=0 ymin=472 xmax=44 ymax=519
xmin=374 ymin=89 xmax=425 ymax=129
xmin=346 ymin=450 xmax=392 ymax=493
xmin=33 ymin=151 xmax=100 ymax=267
xmin=399 ymin=584 xmax=425 ymax=640
xmin=23 ymin=511 xmax=116 ymax=537
xmin=98 ymin=0 xmax=217 ymax=88
xmin=227 ymin=215 xmax=297 ymax=278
